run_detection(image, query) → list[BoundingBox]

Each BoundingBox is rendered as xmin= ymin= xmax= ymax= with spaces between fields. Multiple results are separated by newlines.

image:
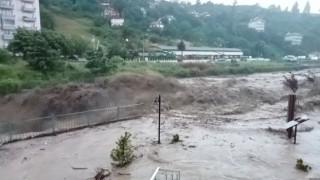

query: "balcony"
xmin=2 ymin=34 xmax=14 ymax=40
xmin=22 ymin=0 xmax=34 ymax=2
xmin=24 ymin=26 xmax=37 ymax=31
xmin=2 ymin=24 xmax=15 ymax=30
xmin=22 ymin=6 xmax=36 ymax=12
xmin=0 ymin=2 xmax=14 ymax=9
xmin=1 ymin=14 xmax=15 ymax=20
xmin=23 ymin=16 xmax=36 ymax=22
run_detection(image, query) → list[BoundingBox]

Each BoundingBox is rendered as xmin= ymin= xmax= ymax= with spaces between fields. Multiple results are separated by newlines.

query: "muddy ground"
xmin=1 ymin=69 xmax=320 ymax=179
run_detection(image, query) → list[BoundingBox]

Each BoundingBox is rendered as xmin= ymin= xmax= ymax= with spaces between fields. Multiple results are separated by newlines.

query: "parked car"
xmin=283 ymin=55 xmax=297 ymax=61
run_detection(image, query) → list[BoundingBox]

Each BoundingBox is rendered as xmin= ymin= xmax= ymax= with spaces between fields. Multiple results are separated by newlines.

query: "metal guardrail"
xmin=150 ymin=167 xmax=180 ymax=180
xmin=0 ymin=104 xmax=144 ymax=144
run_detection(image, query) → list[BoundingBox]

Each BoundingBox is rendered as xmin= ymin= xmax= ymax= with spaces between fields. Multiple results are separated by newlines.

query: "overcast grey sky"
xmin=186 ymin=0 xmax=320 ymax=13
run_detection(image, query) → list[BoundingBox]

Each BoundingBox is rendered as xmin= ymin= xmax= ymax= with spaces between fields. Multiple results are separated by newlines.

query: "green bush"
xmin=171 ymin=134 xmax=180 ymax=143
xmin=0 ymin=49 xmax=12 ymax=64
xmin=110 ymin=132 xmax=134 ymax=167
xmin=296 ymin=158 xmax=312 ymax=172
xmin=0 ymin=79 xmax=21 ymax=95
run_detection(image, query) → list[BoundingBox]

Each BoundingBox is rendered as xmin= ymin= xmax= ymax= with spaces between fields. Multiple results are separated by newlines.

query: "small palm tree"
xmin=177 ymin=40 xmax=186 ymax=62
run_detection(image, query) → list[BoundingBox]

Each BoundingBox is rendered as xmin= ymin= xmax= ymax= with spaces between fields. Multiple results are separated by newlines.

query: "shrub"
xmin=0 ymin=79 xmax=21 ymax=95
xmin=0 ymin=49 xmax=12 ymax=64
xmin=296 ymin=158 xmax=312 ymax=172
xmin=180 ymin=63 xmax=209 ymax=71
xmin=171 ymin=134 xmax=180 ymax=143
xmin=110 ymin=132 xmax=134 ymax=167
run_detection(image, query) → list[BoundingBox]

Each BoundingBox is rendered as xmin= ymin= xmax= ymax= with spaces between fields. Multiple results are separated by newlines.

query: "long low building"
xmin=151 ymin=45 xmax=244 ymax=60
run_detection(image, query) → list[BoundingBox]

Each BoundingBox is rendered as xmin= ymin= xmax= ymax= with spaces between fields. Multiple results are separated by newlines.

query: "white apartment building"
xmin=285 ymin=32 xmax=303 ymax=46
xmin=0 ymin=0 xmax=41 ymax=47
xmin=248 ymin=17 xmax=265 ymax=32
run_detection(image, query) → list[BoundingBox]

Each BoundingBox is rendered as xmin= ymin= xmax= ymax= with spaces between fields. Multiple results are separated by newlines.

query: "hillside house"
xmin=100 ymin=0 xmax=110 ymax=7
xmin=103 ymin=7 xmax=120 ymax=19
xmin=149 ymin=0 xmax=161 ymax=8
xmin=111 ymin=18 xmax=124 ymax=26
xmin=285 ymin=32 xmax=303 ymax=45
xmin=190 ymin=11 xmax=210 ymax=18
xmin=150 ymin=20 xmax=164 ymax=31
xmin=248 ymin=17 xmax=265 ymax=32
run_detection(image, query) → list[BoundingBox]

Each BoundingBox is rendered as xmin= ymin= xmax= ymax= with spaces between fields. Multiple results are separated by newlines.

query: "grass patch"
xmin=0 ymin=60 xmax=93 ymax=95
xmin=119 ymin=61 xmax=308 ymax=78
xmin=53 ymin=13 xmax=92 ymax=39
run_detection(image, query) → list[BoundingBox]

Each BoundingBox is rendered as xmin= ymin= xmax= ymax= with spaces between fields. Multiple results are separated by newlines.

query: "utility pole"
xmin=142 ymin=35 xmax=145 ymax=61
xmin=158 ymin=94 xmax=161 ymax=144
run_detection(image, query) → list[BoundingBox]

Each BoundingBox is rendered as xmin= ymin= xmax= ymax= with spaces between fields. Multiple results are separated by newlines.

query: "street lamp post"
xmin=124 ymin=38 xmax=129 ymax=49
xmin=142 ymin=32 xmax=149 ymax=61
xmin=143 ymin=36 xmax=145 ymax=61
xmin=154 ymin=94 xmax=161 ymax=144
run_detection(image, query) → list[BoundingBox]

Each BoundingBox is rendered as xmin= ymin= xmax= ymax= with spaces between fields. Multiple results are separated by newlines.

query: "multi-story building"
xmin=285 ymin=32 xmax=303 ymax=45
xmin=0 ymin=0 xmax=41 ymax=47
xmin=248 ymin=17 xmax=265 ymax=32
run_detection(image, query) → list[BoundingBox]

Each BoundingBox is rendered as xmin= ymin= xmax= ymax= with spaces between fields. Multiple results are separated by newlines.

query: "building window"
xmin=1 ymin=10 xmax=13 ymax=15
xmin=3 ymin=30 xmax=13 ymax=34
xmin=3 ymin=19 xmax=14 ymax=25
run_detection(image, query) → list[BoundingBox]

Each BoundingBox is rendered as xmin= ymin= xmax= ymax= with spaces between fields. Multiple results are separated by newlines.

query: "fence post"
xmin=86 ymin=113 xmax=90 ymax=126
xmin=287 ymin=94 xmax=296 ymax=139
xmin=158 ymin=94 xmax=161 ymax=144
xmin=9 ymin=122 xmax=12 ymax=142
xmin=52 ymin=114 xmax=56 ymax=133
xmin=139 ymin=104 xmax=142 ymax=117
xmin=117 ymin=106 xmax=120 ymax=121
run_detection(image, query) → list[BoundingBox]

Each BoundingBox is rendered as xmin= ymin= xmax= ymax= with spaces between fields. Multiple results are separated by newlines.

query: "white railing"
xmin=0 ymin=104 xmax=144 ymax=144
xmin=150 ymin=167 xmax=180 ymax=180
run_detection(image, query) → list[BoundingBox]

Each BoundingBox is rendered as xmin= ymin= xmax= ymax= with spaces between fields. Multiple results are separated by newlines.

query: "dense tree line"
xmin=106 ymin=0 xmax=320 ymax=59
xmin=7 ymin=29 xmax=123 ymax=75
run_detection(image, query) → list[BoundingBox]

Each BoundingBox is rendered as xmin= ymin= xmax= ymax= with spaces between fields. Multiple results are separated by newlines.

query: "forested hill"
xmin=40 ymin=0 xmax=320 ymax=59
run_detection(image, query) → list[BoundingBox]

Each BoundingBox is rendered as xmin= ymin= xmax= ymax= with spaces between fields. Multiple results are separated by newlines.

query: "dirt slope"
xmin=0 ymin=73 xmax=194 ymax=122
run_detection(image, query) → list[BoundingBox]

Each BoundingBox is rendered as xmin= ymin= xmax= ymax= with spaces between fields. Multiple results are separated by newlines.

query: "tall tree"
xmin=40 ymin=9 xmax=55 ymax=30
xmin=277 ymin=5 xmax=281 ymax=11
xmin=303 ymin=1 xmax=311 ymax=14
xmin=291 ymin=1 xmax=300 ymax=14
xmin=268 ymin=4 xmax=277 ymax=11
xmin=177 ymin=40 xmax=186 ymax=61
xmin=254 ymin=41 xmax=265 ymax=57
xmin=284 ymin=7 xmax=289 ymax=12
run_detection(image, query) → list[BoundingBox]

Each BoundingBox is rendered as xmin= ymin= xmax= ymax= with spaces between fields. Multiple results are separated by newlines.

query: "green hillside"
xmin=39 ymin=0 xmax=320 ymax=59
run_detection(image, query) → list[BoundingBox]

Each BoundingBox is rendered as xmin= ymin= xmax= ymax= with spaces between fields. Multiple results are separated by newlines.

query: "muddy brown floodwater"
xmin=1 ymin=69 xmax=320 ymax=180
